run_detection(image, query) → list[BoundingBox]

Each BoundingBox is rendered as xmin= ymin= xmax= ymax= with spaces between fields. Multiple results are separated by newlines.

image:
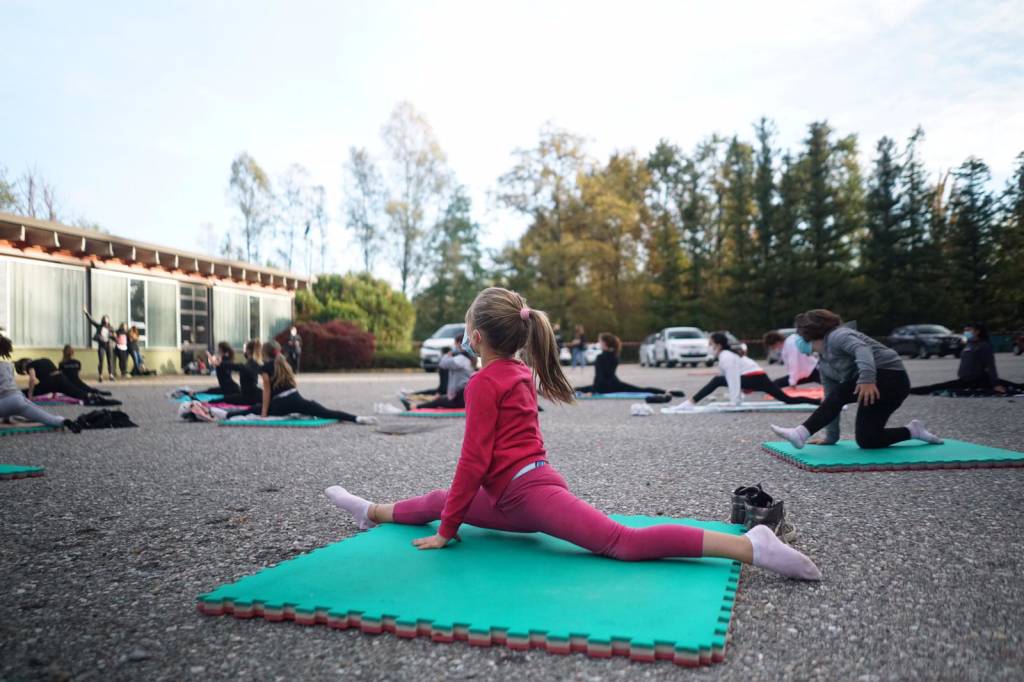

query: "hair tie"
xmin=519 ymin=306 xmax=531 ymax=321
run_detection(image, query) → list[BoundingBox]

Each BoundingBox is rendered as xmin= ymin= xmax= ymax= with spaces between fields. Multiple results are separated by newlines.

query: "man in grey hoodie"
xmin=771 ymin=309 xmax=942 ymax=449
xmin=402 ymin=335 xmax=475 ymax=411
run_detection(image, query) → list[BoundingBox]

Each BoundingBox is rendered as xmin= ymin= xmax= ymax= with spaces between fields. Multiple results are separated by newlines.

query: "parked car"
xmin=419 ymin=322 xmax=466 ymax=371
xmin=706 ymin=331 xmax=748 ymax=365
xmin=653 ymin=327 xmax=710 ymax=367
xmin=638 ymin=333 xmax=659 ymax=367
xmin=559 ymin=342 xmax=602 ymax=366
xmin=766 ymin=327 xmax=796 ymax=365
xmin=887 ymin=324 xmax=965 ymax=359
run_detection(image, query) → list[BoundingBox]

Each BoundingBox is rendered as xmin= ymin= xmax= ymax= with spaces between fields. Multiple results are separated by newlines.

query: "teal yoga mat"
xmin=175 ymin=393 xmax=224 ymax=403
xmin=397 ymin=408 xmax=465 ymax=418
xmin=0 ymin=423 xmax=58 ymax=437
xmin=577 ymin=392 xmax=657 ymax=400
xmin=0 ymin=464 xmax=45 ymax=480
xmin=762 ymin=439 xmax=1024 ymax=472
xmin=218 ymin=418 xmax=338 ymax=427
xmin=198 ymin=516 xmax=742 ymax=667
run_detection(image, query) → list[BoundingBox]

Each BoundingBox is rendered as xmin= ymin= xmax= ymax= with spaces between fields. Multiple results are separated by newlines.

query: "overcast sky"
xmin=2 ymin=0 xmax=1022 ymax=283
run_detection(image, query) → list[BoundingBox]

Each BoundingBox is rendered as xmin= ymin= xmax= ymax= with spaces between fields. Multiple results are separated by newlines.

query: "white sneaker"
xmin=374 ymin=403 xmax=402 ymax=415
xmin=630 ymin=403 xmax=654 ymax=417
xmin=355 ymin=415 xmax=379 ymax=425
xmin=662 ymin=400 xmax=698 ymax=414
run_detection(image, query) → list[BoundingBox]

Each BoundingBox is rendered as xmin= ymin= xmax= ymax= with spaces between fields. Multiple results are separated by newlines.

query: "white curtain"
xmin=10 ymin=259 xmax=88 ymax=347
xmin=91 ymin=270 xmax=129 ymax=329
xmin=213 ymin=287 xmax=249 ymax=349
xmin=146 ymin=279 xmax=178 ymax=348
xmin=0 ymin=259 xmax=8 ymax=335
xmin=260 ymin=294 xmax=293 ymax=341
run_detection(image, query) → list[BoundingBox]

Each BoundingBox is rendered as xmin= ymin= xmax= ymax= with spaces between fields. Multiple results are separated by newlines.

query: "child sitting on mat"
xmin=326 ymin=287 xmax=820 ymax=580
xmin=400 ymin=335 xmax=474 ymax=411
xmin=770 ymin=309 xmax=942 ymax=449
xmin=0 ymin=334 xmax=81 ymax=433
xmin=575 ymin=333 xmax=674 ymax=397
xmin=665 ymin=332 xmax=821 ymax=412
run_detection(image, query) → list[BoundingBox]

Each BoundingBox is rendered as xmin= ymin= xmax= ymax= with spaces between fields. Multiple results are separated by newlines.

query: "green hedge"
xmin=370 ymin=349 xmax=421 ymax=369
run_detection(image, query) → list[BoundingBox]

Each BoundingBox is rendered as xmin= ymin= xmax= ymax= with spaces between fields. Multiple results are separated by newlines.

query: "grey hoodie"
xmin=819 ymin=326 xmax=904 ymax=385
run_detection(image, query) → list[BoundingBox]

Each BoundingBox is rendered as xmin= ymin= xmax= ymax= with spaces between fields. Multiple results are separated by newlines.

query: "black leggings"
xmin=803 ymin=369 xmax=912 ymax=449
xmin=576 ymin=380 xmax=666 ymax=394
xmin=219 ymin=389 xmax=263 ymax=406
xmin=97 ymin=343 xmax=113 ymax=376
xmin=33 ymin=375 xmax=92 ymax=401
xmin=413 ymin=369 xmax=449 ymax=396
xmin=910 ymin=377 xmax=1024 ymax=395
xmin=773 ymin=368 xmax=821 ymax=388
xmin=234 ymin=391 xmax=357 ymax=422
xmin=692 ymin=373 xmax=821 ymax=404
xmin=115 ymin=348 xmax=129 ymax=377
xmin=415 ymin=390 xmax=465 ymax=410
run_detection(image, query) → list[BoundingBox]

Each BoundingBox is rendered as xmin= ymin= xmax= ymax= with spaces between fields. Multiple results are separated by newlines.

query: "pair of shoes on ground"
xmin=732 ymin=484 xmax=796 ymax=542
xmin=643 ymin=390 xmax=686 ymax=404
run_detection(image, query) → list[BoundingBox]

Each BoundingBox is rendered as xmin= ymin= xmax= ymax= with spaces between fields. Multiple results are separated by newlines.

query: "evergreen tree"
xmin=992 ymin=152 xmax=1024 ymax=326
xmin=720 ymin=137 xmax=757 ymax=333
xmin=862 ymin=136 xmax=906 ymax=332
xmin=946 ymin=157 xmax=998 ymax=323
xmin=645 ymin=141 xmax=690 ymax=328
xmin=752 ymin=118 xmax=777 ymax=329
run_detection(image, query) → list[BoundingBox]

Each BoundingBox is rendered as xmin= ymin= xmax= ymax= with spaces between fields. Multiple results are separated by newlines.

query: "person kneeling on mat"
xmin=15 ymin=357 xmax=121 ymax=406
xmin=59 ymin=345 xmax=112 ymax=397
xmin=226 ymin=340 xmax=377 ymax=424
xmin=0 ymin=334 xmax=81 ymax=433
xmin=575 ymin=333 xmax=679 ymax=400
xmin=910 ymin=323 xmax=1023 ymax=396
xmin=763 ymin=330 xmax=820 ymax=389
xmin=401 ymin=335 xmax=474 ymax=411
xmin=326 ymin=287 xmax=820 ymax=581
xmin=770 ymin=309 xmax=942 ymax=449
xmin=665 ymin=332 xmax=821 ymax=412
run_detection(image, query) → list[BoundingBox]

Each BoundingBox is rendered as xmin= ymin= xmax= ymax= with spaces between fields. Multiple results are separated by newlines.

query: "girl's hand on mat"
xmin=855 ymin=383 xmax=879 ymax=405
xmin=412 ymin=533 xmax=458 ymax=550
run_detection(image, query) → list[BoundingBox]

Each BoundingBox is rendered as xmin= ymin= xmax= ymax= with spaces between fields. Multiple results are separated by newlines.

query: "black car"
xmin=887 ymin=324 xmax=965 ymax=359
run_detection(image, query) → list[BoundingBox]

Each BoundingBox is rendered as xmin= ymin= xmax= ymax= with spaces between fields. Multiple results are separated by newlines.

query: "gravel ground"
xmin=2 ymin=356 xmax=1023 ymax=681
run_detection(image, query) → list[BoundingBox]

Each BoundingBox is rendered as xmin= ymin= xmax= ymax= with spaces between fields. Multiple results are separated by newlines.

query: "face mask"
xmin=963 ymin=331 xmax=974 ymax=341
xmin=462 ymin=333 xmax=479 ymax=360
xmin=795 ymin=336 xmax=814 ymax=356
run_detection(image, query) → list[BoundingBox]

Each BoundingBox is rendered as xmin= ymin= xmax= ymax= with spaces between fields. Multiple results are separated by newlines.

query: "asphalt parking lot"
xmin=2 ymin=356 xmax=1022 ymax=681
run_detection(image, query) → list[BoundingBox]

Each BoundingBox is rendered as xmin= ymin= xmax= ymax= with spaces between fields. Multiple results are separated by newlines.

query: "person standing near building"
xmin=287 ymin=326 xmax=302 ymax=373
xmin=83 ymin=306 xmax=115 ymax=382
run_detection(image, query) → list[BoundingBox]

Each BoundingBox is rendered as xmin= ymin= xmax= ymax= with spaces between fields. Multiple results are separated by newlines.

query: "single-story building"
xmin=0 ymin=211 xmax=309 ymax=375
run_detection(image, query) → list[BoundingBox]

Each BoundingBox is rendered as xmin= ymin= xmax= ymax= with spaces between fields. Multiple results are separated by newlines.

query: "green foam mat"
xmin=576 ymin=392 xmax=657 ymax=400
xmin=662 ymin=402 xmax=820 ymax=414
xmin=763 ymin=438 xmax=1024 ymax=472
xmin=397 ymin=409 xmax=465 ymax=418
xmin=218 ymin=418 xmax=338 ymax=427
xmin=198 ymin=516 xmax=742 ymax=667
xmin=175 ymin=393 xmax=224 ymax=403
xmin=0 ymin=464 xmax=45 ymax=480
xmin=0 ymin=423 xmax=59 ymax=437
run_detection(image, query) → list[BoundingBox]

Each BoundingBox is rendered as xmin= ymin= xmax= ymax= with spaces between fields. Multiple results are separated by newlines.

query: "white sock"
xmin=771 ymin=424 xmax=810 ymax=449
xmin=906 ymin=419 xmax=942 ymax=444
xmin=355 ymin=415 xmax=379 ymax=425
xmin=746 ymin=525 xmax=821 ymax=581
xmin=325 ymin=486 xmax=377 ymax=529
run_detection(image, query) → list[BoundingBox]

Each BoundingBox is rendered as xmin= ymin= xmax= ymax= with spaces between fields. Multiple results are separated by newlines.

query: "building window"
xmin=249 ymin=296 xmax=260 ymax=341
xmin=8 ymin=258 xmax=88 ymax=347
xmin=180 ymin=285 xmax=209 ymax=351
xmin=129 ymin=278 xmax=147 ymax=341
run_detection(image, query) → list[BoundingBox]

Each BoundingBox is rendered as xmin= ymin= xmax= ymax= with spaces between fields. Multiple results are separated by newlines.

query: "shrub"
xmin=370 ymin=349 xmax=421 ymax=369
xmin=276 ymin=321 xmax=374 ymax=371
xmin=298 ymin=273 xmax=415 ymax=351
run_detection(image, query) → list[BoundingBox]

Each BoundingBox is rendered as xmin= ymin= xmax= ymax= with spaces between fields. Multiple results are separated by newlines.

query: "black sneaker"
xmin=731 ymin=484 xmax=764 ymax=524
xmin=63 ymin=418 xmax=82 ymax=434
xmin=744 ymin=496 xmax=797 ymax=543
xmin=644 ymin=394 xmax=672 ymax=404
xmin=670 ymin=390 xmax=686 ymax=398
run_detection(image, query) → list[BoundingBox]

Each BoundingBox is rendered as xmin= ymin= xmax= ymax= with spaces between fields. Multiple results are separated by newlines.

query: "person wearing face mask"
xmin=665 ymin=332 xmax=822 ymax=412
xmin=770 ymin=309 xmax=942 ymax=449
xmin=763 ymin=331 xmax=820 ymax=388
xmin=910 ymin=323 xmax=1023 ymax=396
xmin=401 ymin=335 xmax=475 ymax=411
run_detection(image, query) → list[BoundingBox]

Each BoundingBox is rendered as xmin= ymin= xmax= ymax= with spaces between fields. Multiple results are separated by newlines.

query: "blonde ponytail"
xmin=523 ymin=307 xmax=576 ymax=404
xmin=272 ymin=353 xmax=296 ymax=391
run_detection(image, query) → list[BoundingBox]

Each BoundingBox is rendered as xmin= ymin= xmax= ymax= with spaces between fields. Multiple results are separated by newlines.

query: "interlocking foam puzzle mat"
xmin=397 ymin=408 xmax=465 ymax=418
xmin=217 ymin=417 xmax=338 ymax=427
xmin=198 ymin=516 xmax=743 ymax=667
xmin=576 ymin=392 xmax=657 ymax=400
xmin=0 ymin=464 xmax=45 ymax=480
xmin=762 ymin=439 xmax=1024 ymax=472
xmin=662 ymin=402 xmax=821 ymax=414
xmin=175 ymin=393 xmax=225 ymax=403
xmin=1 ymin=422 xmax=59 ymax=437
xmin=760 ymin=386 xmax=824 ymax=400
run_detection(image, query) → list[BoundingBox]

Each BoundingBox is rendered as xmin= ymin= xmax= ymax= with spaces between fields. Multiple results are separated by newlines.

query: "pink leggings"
xmin=392 ymin=465 xmax=704 ymax=560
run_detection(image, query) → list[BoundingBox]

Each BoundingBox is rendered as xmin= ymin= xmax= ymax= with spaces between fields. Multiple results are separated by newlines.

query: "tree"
xmin=752 ymin=118 xmax=778 ymax=328
xmin=719 ymin=136 xmax=757 ymax=332
xmin=861 ymin=136 xmax=907 ymax=332
xmin=309 ymin=185 xmax=329 ymax=276
xmin=413 ymin=187 xmax=485 ymax=338
xmin=380 ymin=102 xmax=450 ymax=295
xmin=946 ymin=157 xmax=999 ymax=323
xmin=227 ymin=152 xmax=273 ymax=264
xmin=993 ymin=152 xmax=1024 ymax=327
xmin=275 ymin=164 xmax=313 ymax=272
xmin=300 ymin=272 xmax=416 ymax=351
xmin=0 ymin=167 xmax=17 ymax=211
xmin=645 ymin=141 xmax=690 ymax=328
xmin=343 ymin=146 xmax=385 ymax=273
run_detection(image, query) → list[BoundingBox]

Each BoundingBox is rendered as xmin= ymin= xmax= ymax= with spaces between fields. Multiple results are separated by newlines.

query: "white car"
xmin=559 ymin=343 xmax=601 ymax=365
xmin=654 ymin=327 xmax=711 ymax=367
xmin=419 ymin=323 xmax=466 ymax=372
xmin=638 ymin=333 xmax=659 ymax=366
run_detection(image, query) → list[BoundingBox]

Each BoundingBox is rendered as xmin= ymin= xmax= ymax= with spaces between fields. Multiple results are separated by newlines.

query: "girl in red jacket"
xmin=327 ymin=287 xmax=819 ymax=580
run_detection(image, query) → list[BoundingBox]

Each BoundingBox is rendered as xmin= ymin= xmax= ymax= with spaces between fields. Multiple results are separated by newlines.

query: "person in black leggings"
xmin=59 ymin=345 xmax=112 ymax=396
xmin=910 ymin=323 xmax=1023 ymax=395
xmin=83 ymin=307 xmax=115 ymax=382
xmin=204 ymin=342 xmax=242 ymax=396
xmin=770 ymin=309 xmax=942 ymax=450
xmin=218 ymin=339 xmax=264 ymax=406
xmin=227 ymin=341 xmax=376 ymax=424
xmin=576 ymin=333 xmax=672 ymax=395
xmin=15 ymin=357 xmax=121 ymax=406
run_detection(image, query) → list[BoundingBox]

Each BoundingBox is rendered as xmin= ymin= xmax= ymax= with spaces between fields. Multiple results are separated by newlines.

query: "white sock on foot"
xmin=325 ymin=486 xmax=377 ymax=529
xmin=746 ymin=525 xmax=821 ymax=580
xmin=771 ymin=424 xmax=810 ymax=449
xmin=355 ymin=415 xmax=379 ymax=425
xmin=906 ymin=419 xmax=942 ymax=444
